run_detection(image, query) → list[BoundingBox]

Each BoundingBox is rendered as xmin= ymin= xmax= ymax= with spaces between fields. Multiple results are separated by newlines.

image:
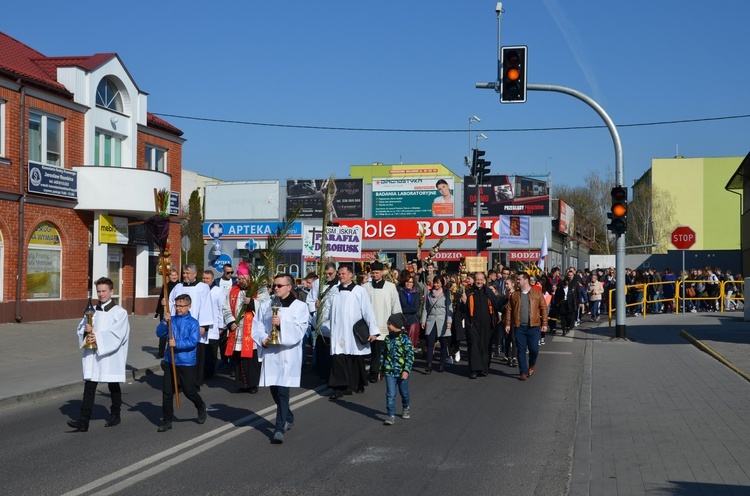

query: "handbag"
xmin=353 ymin=318 xmax=370 ymax=345
xmin=686 ymin=287 xmax=696 ymax=298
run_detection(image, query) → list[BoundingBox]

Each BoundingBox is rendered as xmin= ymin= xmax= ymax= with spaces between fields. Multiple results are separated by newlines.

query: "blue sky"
xmin=5 ymin=1 xmax=749 ymax=188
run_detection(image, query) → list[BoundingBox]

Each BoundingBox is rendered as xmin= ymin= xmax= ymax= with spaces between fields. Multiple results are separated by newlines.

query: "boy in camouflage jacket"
xmin=379 ymin=313 xmax=414 ymax=425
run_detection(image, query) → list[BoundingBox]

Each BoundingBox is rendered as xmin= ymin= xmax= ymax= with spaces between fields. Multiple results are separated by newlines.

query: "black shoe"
xmin=329 ymin=391 xmax=343 ymax=401
xmin=425 ymin=366 xmax=432 ymax=375
xmin=157 ymin=421 xmax=172 ymax=432
xmin=438 ymin=366 xmax=444 ymax=373
xmin=197 ymin=406 xmax=207 ymax=424
xmin=469 ymin=372 xmax=478 ymax=379
xmin=104 ymin=415 xmax=121 ymax=427
xmin=67 ymin=419 xmax=88 ymax=431
xmin=478 ymin=371 xmax=488 ymax=377
xmin=368 ymin=376 xmax=379 ymax=384
xmin=249 ymin=387 xmax=258 ymax=394
xmin=354 ymin=386 xmax=366 ymax=394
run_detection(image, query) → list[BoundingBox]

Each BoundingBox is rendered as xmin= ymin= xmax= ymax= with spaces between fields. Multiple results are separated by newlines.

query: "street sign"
xmin=671 ymin=226 xmax=696 ymax=250
xmin=245 ymin=238 xmax=258 ymax=251
xmin=181 ymin=235 xmax=191 ymax=252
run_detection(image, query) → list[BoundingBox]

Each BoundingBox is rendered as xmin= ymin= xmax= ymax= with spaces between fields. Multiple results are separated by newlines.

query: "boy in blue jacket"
xmin=379 ymin=313 xmax=414 ymax=426
xmin=155 ymin=293 xmax=207 ymax=432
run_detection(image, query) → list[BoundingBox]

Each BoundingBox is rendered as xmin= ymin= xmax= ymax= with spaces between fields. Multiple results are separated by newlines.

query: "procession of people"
xmin=69 ymin=258 xmax=736 ymax=441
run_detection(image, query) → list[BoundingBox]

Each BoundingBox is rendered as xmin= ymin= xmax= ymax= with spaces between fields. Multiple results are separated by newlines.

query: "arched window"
xmin=96 ymin=77 xmax=123 ymax=113
xmin=26 ymin=222 xmax=62 ymax=300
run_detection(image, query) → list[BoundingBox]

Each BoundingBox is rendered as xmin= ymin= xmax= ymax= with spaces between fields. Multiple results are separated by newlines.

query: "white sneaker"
xmin=541 ymin=338 xmax=546 ymax=345
xmin=402 ymin=407 xmax=410 ymax=419
xmin=383 ymin=416 xmax=395 ymax=426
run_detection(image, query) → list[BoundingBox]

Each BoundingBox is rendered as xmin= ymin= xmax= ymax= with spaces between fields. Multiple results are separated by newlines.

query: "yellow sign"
xmin=99 ymin=215 xmax=129 ymax=244
xmin=29 ymin=222 xmax=61 ymax=246
xmin=464 ymin=256 xmax=488 ymax=273
xmin=350 ymin=163 xmax=462 ymax=184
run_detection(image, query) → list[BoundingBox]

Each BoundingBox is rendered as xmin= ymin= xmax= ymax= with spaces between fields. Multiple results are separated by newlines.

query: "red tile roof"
xmin=0 ymin=32 xmax=182 ymax=136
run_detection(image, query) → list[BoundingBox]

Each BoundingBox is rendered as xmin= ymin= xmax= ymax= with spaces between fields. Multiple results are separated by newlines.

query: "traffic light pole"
xmin=526 ymin=83 xmax=626 ymax=338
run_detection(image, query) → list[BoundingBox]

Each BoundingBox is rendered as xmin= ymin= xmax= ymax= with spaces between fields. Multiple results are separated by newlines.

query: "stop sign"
xmin=671 ymin=226 xmax=696 ymax=250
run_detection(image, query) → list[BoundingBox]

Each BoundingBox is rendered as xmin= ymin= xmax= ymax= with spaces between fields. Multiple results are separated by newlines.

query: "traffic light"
xmin=607 ymin=186 xmax=628 ymax=235
xmin=473 ymin=149 xmax=491 ymax=182
xmin=500 ymin=46 xmax=527 ymax=103
xmin=476 ymin=226 xmax=492 ymax=253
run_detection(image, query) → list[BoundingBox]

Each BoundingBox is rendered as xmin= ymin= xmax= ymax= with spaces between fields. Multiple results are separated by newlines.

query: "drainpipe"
xmin=15 ymin=81 xmax=26 ymax=322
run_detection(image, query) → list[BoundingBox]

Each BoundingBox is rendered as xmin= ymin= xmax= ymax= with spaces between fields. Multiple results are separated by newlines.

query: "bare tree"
xmin=554 ymin=169 xmax=615 ymax=254
xmin=628 ymin=184 xmax=676 ymax=254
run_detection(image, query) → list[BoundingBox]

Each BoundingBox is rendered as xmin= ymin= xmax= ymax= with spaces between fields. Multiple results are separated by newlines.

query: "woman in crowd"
xmin=421 ymin=275 xmax=453 ymax=373
xmin=588 ymin=273 xmax=604 ymax=322
xmin=555 ymin=277 xmax=579 ymax=335
xmin=398 ymin=273 xmax=423 ymax=348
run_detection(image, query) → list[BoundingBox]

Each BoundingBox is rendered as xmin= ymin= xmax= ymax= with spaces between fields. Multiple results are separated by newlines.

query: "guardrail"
xmin=607 ymin=280 xmax=743 ymax=325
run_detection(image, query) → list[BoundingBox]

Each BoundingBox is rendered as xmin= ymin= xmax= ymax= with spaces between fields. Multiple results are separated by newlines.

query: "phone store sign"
xmin=338 ymin=218 xmax=500 ymax=240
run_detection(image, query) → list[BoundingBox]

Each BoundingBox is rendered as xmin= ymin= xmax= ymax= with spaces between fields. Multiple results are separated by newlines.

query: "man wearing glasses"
xmin=252 ymin=274 xmax=309 ymax=444
xmin=215 ymin=263 xmax=236 ymax=297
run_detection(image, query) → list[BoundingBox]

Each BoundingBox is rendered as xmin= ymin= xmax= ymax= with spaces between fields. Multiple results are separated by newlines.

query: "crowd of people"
xmin=66 ymin=260 xmax=742 ymax=440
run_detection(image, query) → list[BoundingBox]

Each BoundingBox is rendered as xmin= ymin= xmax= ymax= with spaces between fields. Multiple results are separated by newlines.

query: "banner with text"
xmin=464 ymin=174 xmax=549 ymax=217
xmin=302 ymin=225 xmax=363 ymax=259
xmin=286 ymin=178 xmax=363 ymax=219
xmin=499 ymin=215 xmax=530 ymax=245
xmin=372 ymin=177 xmax=455 ymax=218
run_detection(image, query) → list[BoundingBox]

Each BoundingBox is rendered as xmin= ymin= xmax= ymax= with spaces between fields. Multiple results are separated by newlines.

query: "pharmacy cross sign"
xmin=209 ymin=222 xmax=224 ymax=239
xmin=671 ymin=226 xmax=696 ymax=250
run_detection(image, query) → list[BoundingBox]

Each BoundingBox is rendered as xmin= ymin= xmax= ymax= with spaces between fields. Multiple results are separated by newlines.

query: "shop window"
xmin=96 ymin=77 xmax=123 ymax=113
xmin=26 ymin=222 xmax=62 ymax=299
xmin=29 ymin=112 xmax=63 ymax=166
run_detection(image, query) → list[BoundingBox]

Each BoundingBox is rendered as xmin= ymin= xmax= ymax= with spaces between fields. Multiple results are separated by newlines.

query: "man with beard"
xmin=363 ymin=261 xmax=402 ymax=383
xmin=169 ymin=263 xmax=214 ymax=389
xmin=460 ymin=271 xmax=500 ymax=379
xmin=222 ymin=262 xmax=261 ymax=393
xmin=326 ymin=265 xmax=379 ymax=399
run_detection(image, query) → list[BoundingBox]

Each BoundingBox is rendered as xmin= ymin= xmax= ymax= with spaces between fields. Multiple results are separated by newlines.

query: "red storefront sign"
xmin=334 ymin=218 xmax=498 ymax=240
xmin=508 ymin=250 xmax=541 ymax=262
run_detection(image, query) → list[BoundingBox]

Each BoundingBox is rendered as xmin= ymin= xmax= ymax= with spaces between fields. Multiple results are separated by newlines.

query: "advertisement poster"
xmin=302 ymin=225 xmax=363 ymax=259
xmin=372 ymin=177 xmax=455 ymax=218
xmin=464 ymin=175 xmax=549 ymax=217
xmin=499 ymin=215 xmax=531 ymax=245
xmin=286 ymin=178 xmax=363 ymax=219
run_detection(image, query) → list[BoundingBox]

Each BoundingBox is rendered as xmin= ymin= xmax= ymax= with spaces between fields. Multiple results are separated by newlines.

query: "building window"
xmin=95 ymin=130 xmax=123 ymax=167
xmin=26 ymin=222 xmax=62 ymax=300
xmin=96 ymin=77 xmax=123 ymax=113
xmin=29 ymin=112 xmax=63 ymax=166
xmin=145 ymin=145 xmax=166 ymax=172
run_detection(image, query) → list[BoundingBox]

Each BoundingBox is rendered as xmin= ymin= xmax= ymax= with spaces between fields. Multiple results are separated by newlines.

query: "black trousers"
xmin=195 ymin=342 xmax=206 ymax=387
xmin=313 ymin=334 xmax=331 ymax=381
xmin=204 ymin=339 xmax=219 ymax=379
xmin=162 ymin=362 xmax=204 ymax=422
xmin=270 ymin=386 xmax=293 ymax=434
xmin=369 ymin=340 xmax=384 ymax=377
xmin=329 ymin=354 xmax=367 ymax=393
xmin=425 ymin=326 xmax=449 ymax=368
xmin=80 ymin=380 xmax=121 ymax=421
xmin=232 ymin=351 xmax=261 ymax=391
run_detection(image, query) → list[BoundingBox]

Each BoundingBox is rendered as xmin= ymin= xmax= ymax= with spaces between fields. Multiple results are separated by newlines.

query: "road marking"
xmin=62 ymin=386 xmax=328 ymax=496
xmin=539 ymin=351 xmax=573 ymax=355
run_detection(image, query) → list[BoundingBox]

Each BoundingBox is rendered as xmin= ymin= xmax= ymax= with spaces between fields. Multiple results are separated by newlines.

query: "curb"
xmin=680 ymin=329 xmax=750 ymax=383
xmin=0 ymin=363 xmax=163 ymax=410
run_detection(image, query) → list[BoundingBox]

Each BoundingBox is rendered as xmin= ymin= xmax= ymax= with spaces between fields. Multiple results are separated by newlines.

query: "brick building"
xmin=0 ymin=32 xmax=184 ymax=323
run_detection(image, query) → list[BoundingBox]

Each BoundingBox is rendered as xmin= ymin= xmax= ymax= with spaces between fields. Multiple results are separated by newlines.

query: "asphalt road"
xmin=0 ymin=332 xmax=585 ymax=496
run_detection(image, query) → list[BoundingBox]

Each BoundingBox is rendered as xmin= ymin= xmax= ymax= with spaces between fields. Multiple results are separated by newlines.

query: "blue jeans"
xmin=591 ymin=300 xmax=601 ymax=319
xmin=385 ymin=375 xmax=410 ymax=417
xmin=270 ymin=386 xmax=293 ymax=434
xmin=515 ymin=326 xmax=540 ymax=376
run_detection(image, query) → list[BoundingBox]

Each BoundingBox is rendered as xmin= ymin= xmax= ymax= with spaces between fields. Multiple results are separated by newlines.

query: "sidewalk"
xmin=1 ymin=311 xmax=749 ymax=494
xmin=0 ymin=315 xmax=165 ymax=407
xmin=571 ymin=312 xmax=750 ymax=495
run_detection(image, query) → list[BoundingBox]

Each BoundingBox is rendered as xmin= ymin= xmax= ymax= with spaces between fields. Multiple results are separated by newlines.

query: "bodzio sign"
xmin=339 ymin=218 xmax=500 ymax=240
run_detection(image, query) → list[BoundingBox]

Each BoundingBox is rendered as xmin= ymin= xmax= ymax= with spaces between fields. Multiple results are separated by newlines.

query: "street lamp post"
xmin=468 ymin=115 xmax=481 ymax=166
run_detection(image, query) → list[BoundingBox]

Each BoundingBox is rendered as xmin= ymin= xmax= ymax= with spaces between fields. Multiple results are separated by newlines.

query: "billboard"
xmin=464 ymin=175 xmax=549 ymax=217
xmin=557 ymin=199 xmax=575 ymax=236
xmin=302 ymin=225 xmax=363 ymax=259
xmin=372 ymin=177 xmax=455 ymax=218
xmin=286 ymin=178 xmax=363 ymax=219
xmin=205 ymin=181 xmax=279 ymax=220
